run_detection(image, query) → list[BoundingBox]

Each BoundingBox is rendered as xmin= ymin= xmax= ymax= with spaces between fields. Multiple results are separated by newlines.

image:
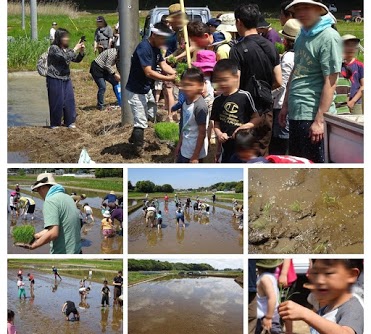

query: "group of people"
xmin=11 ymin=173 xmax=122 ymax=254
xmin=249 ymin=259 xmax=364 ymax=334
xmin=125 ymin=0 xmax=363 ymax=163
xmin=9 ymin=185 xmax=36 ymax=221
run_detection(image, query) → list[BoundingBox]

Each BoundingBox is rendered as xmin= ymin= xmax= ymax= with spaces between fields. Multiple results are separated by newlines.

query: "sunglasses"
xmin=33 ymin=177 xmax=49 ymax=188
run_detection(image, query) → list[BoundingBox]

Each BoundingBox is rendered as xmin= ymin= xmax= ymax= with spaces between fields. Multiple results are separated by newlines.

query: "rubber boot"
xmin=132 ymin=127 xmax=144 ymax=156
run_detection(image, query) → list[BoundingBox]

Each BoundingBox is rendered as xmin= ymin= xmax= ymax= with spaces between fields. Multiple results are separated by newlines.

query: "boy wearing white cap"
xmin=279 ymin=0 xmax=342 ymax=163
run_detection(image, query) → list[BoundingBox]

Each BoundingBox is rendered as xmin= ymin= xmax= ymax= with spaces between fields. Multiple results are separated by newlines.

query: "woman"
xmin=46 ymin=29 xmax=85 ymax=129
xmin=94 ymin=16 xmax=113 ymax=54
xmin=270 ymin=19 xmax=301 ymax=155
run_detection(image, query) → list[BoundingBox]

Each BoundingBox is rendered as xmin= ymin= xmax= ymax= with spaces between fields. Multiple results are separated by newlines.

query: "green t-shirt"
xmin=289 ymin=27 xmax=342 ymax=121
xmin=43 ymin=192 xmax=81 ymax=254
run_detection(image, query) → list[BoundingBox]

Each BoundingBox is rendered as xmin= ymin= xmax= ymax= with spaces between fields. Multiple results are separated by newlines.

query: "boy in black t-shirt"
xmin=101 ymin=280 xmax=111 ymax=307
xmin=211 ymin=59 xmax=261 ymax=163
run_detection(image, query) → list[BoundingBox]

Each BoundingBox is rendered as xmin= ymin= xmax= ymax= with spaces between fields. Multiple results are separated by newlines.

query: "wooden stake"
xmin=179 ymin=0 xmax=192 ymax=68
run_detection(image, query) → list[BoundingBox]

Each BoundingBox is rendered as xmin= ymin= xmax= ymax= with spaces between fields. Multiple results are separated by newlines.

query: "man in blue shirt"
xmin=125 ymin=22 xmax=176 ymax=156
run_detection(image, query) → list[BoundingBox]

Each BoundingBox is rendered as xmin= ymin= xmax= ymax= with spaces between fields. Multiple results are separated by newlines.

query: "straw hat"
xmin=110 ymin=191 xmax=116 ymax=195
xmin=285 ymin=0 xmax=329 ymax=16
xmin=31 ymin=173 xmax=57 ymax=191
xmin=168 ymin=3 xmax=182 ymax=17
xmin=216 ymin=13 xmax=238 ymax=33
xmin=256 ymin=259 xmax=284 ymax=268
xmin=103 ymin=210 xmax=111 ymax=218
xmin=279 ymin=19 xmax=301 ymax=41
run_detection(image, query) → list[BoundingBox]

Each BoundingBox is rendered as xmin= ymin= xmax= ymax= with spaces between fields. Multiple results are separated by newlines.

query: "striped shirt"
xmin=94 ymin=48 xmax=118 ymax=74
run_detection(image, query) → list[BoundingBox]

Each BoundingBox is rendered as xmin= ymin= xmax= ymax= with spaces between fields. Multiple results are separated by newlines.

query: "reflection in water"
xmin=129 ymin=200 xmax=243 ymax=254
xmin=129 ymin=277 xmax=243 ymax=334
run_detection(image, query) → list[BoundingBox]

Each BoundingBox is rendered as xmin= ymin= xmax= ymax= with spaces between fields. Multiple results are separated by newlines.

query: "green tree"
xmin=128 ymin=181 xmax=135 ymax=191
xmin=135 ymin=180 xmax=156 ymax=193
xmin=235 ymin=181 xmax=244 ymax=193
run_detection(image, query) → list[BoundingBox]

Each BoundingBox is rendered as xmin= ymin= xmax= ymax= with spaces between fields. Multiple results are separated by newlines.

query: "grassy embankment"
xmin=8 ymin=259 xmax=123 ymax=283
xmin=8 ymin=175 xmax=123 ymax=193
xmin=8 ymin=1 xmax=364 ymax=72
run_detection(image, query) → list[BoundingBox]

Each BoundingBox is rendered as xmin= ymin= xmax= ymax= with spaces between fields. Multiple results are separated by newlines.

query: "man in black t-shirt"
xmin=230 ymin=4 xmax=282 ymax=156
xmin=125 ymin=22 xmax=176 ymax=156
xmin=62 ymin=300 xmax=79 ymax=321
xmin=112 ymin=271 xmax=123 ymax=305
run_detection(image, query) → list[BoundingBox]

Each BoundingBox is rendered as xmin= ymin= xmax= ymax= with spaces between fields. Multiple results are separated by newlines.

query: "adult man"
xmin=113 ymin=271 xmax=123 ymax=305
xmin=187 ymin=21 xmax=233 ymax=60
xmin=279 ymin=1 xmax=294 ymax=26
xmin=279 ymin=0 xmax=342 ymax=163
xmin=110 ymin=204 xmax=123 ymax=234
xmin=102 ymin=191 xmax=118 ymax=210
xmin=90 ymin=48 xmax=120 ymax=110
xmin=207 ymin=18 xmax=221 ymax=33
xmin=29 ymin=173 xmax=81 ymax=254
xmin=231 ymin=4 xmax=282 ymax=156
xmin=49 ymin=22 xmax=57 ymax=44
xmin=125 ymin=22 xmax=176 ymax=156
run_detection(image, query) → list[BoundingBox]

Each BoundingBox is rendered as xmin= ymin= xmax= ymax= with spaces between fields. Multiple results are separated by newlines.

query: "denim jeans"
xmin=92 ymin=72 xmax=119 ymax=109
xmin=289 ymin=120 xmax=324 ymax=163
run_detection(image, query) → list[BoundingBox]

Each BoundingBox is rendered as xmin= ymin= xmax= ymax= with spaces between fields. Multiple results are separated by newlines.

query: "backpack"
xmin=37 ymin=48 xmax=50 ymax=77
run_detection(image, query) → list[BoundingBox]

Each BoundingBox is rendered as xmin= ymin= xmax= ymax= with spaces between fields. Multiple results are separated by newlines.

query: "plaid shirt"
xmin=94 ymin=48 xmax=118 ymax=74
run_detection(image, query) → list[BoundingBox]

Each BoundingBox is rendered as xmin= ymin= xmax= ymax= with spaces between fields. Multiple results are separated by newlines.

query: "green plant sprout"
xmin=289 ymin=200 xmax=302 ymax=213
xmin=322 ymin=192 xmax=339 ymax=208
xmin=12 ymin=225 xmax=35 ymax=244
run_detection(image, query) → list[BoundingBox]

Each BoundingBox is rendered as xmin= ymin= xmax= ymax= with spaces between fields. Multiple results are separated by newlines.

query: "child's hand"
xmin=218 ymin=133 xmax=229 ymax=143
xmin=189 ymin=157 xmax=199 ymax=164
xmin=262 ymin=317 xmax=272 ymax=331
xmin=279 ymin=300 xmax=308 ymax=321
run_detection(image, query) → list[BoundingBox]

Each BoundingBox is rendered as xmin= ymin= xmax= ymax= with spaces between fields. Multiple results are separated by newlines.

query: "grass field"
xmin=7 ymin=2 xmax=364 ymax=72
xmin=8 ymin=175 xmax=123 ymax=192
xmin=128 ymin=191 xmax=243 ymax=200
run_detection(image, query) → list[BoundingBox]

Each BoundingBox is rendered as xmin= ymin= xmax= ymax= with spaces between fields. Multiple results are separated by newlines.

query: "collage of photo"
xmin=5 ymin=0 xmax=365 ymax=334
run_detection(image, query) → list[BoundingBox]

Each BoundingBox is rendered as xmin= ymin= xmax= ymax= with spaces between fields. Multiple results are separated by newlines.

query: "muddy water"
xmin=248 ymin=169 xmax=364 ymax=254
xmin=8 ymin=190 xmax=123 ymax=254
xmin=8 ymin=73 xmax=49 ymax=126
xmin=129 ymin=276 xmax=243 ymax=334
xmin=128 ymin=200 xmax=243 ymax=254
xmin=8 ymin=269 xmax=122 ymax=334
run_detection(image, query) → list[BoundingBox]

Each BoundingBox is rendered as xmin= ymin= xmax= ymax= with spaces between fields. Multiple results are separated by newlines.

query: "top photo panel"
xmin=8 ymin=1 xmax=364 ymax=164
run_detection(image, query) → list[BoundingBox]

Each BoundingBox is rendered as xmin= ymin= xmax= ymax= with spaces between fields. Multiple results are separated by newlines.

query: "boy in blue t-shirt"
xmin=156 ymin=210 xmax=163 ymax=230
xmin=125 ymin=22 xmax=176 ymax=156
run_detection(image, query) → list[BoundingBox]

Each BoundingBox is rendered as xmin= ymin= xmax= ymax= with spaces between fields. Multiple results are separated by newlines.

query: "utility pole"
xmin=30 ymin=0 xmax=38 ymax=40
xmin=21 ymin=0 xmax=25 ymax=30
xmin=119 ymin=0 xmax=139 ymax=125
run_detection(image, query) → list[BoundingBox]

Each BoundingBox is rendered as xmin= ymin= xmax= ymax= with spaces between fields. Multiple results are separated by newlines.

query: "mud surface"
xmin=8 ymin=190 xmax=123 ymax=254
xmin=248 ymin=169 xmax=364 ymax=254
xmin=128 ymin=199 xmax=243 ymax=254
xmin=8 ymin=269 xmax=122 ymax=334
xmin=128 ymin=276 xmax=243 ymax=334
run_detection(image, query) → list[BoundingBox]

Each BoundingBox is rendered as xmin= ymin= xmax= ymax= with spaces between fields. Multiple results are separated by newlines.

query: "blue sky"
xmin=128 ymin=168 xmax=243 ymax=188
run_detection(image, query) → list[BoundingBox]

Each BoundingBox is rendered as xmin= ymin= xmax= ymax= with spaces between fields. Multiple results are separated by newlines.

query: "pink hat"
xmin=192 ymin=50 xmax=217 ymax=73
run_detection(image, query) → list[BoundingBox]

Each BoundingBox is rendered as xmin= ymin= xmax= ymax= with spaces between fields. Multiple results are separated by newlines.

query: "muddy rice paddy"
xmin=248 ymin=168 xmax=364 ymax=254
xmin=128 ymin=275 xmax=243 ymax=334
xmin=128 ymin=199 xmax=243 ymax=254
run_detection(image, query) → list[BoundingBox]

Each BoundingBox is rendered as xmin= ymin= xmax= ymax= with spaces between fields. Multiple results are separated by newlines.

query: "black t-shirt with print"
xmin=102 ymin=286 xmax=110 ymax=296
xmin=211 ymin=89 xmax=256 ymax=136
xmin=229 ymin=34 xmax=280 ymax=92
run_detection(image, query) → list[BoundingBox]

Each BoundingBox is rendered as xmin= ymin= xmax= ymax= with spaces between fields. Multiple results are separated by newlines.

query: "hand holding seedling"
xmin=262 ymin=317 xmax=272 ymax=332
xmin=279 ymin=300 xmax=308 ymax=321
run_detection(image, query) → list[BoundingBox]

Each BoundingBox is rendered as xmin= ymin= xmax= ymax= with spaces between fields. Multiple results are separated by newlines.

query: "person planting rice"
xmin=79 ymin=286 xmax=91 ymax=302
xmin=176 ymin=207 xmax=185 ymax=228
xmin=62 ymin=301 xmax=80 ymax=321
xmin=186 ymin=198 xmax=192 ymax=209
xmin=83 ymin=203 xmax=94 ymax=223
xmin=101 ymin=210 xmax=115 ymax=239
xmin=102 ymin=191 xmax=118 ymax=210
xmin=52 ymin=266 xmax=62 ymax=281
xmin=156 ymin=210 xmax=163 ymax=231
xmin=9 ymin=192 xmax=18 ymax=217
xmin=110 ymin=204 xmax=123 ymax=235
xmin=101 ymin=280 xmax=111 ymax=307
xmin=27 ymin=273 xmax=35 ymax=296
xmin=17 ymin=197 xmax=36 ymax=220
xmin=71 ymin=193 xmax=87 ymax=205
xmin=145 ymin=206 xmax=157 ymax=228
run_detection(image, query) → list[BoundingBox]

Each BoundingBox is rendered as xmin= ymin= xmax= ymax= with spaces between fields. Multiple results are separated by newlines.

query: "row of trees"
xmin=95 ymin=168 xmax=122 ymax=178
xmin=128 ymin=180 xmax=174 ymax=193
xmin=128 ymin=180 xmax=243 ymax=193
xmin=128 ymin=259 xmax=215 ymax=271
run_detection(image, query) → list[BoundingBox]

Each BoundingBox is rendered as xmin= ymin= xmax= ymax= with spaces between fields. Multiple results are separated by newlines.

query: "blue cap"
xmin=207 ymin=18 xmax=221 ymax=27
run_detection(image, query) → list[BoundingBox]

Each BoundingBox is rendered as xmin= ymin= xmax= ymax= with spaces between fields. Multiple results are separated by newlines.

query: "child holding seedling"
xmin=175 ymin=68 xmax=209 ymax=163
xmin=279 ymin=259 xmax=364 ymax=334
xmin=255 ymin=259 xmax=283 ymax=334
xmin=101 ymin=280 xmax=111 ymax=307
xmin=17 ymin=277 xmax=26 ymax=300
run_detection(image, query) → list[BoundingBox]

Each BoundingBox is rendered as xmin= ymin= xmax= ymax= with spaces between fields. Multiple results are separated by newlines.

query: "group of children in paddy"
xmin=12 ymin=267 xmax=123 ymax=323
xmin=142 ymin=193 xmax=243 ymax=230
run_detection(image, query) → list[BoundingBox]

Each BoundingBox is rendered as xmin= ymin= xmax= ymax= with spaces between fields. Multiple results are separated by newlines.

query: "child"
xmin=101 ymin=210 xmax=115 ymax=238
xmin=192 ymin=50 xmax=216 ymax=99
xmin=341 ymin=35 xmax=364 ymax=114
xmin=211 ymin=59 xmax=260 ymax=163
xmin=101 ymin=202 xmax=108 ymax=215
xmin=279 ymin=259 xmax=364 ymax=334
xmin=17 ymin=277 xmax=26 ymax=300
xmin=7 ymin=309 xmax=16 ymax=334
xmin=175 ymin=68 xmax=209 ymax=163
xmin=52 ymin=266 xmax=62 ymax=280
xmin=62 ymin=301 xmax=80 ymax=321
xmin=255 ymin=259 xmax=283 ymax=334
xmin=101 ymin=280 xmax=111 ymax=307
xmin=230 ymin=130 xmax=313 ymax=164
xmin=156 ymin=210 xmax=163 ymax=230
xmin=9 ymin=192 xmax=17 ymax=217
xmin=27 ymin=273 xmax=35 ymax=296
xmin=17 ymin=269 xmax=22 ymax=280
xmin=79 ymin=286 xmax=91 ymax=301
xmin=176 ymin=207 xmax=185 ymax=227
xmin=83 ymin=203 xmax=94 ymax=223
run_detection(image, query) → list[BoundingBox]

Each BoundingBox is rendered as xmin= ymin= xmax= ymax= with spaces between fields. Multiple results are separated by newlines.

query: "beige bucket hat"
xmin=31 ymin=173 xmax=57 ymax=191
